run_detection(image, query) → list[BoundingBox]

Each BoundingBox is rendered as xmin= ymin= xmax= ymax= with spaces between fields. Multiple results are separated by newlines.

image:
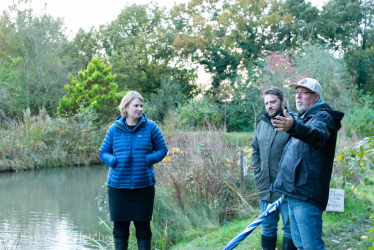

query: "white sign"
xmin=326 ymin=189 xmax=345 ymax=212
xmin=243 ymin=157 xmax=247 ymax=176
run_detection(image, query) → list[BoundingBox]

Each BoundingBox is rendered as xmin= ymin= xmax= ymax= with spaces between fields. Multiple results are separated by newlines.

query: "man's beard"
xmin=267 ymin=105 xmax=283 ymax=119
xmin=296 ymin=102 xmax=306 ymax=113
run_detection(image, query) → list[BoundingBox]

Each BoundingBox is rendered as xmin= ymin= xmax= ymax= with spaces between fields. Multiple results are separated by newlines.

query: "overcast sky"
xmin=0 ymin=0 xmax=326 ymax=37
xmin=0 ymin=0 xmax=190 ymax=37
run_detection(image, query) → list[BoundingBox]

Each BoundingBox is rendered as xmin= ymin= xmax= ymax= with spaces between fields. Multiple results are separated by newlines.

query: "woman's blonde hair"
xmin=118 ymin=91 xmax=144 ymax=117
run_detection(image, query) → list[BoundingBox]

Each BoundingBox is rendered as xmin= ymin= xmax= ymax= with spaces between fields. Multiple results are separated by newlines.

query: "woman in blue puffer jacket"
xmin=99 ymin=91 xmax=168 ymax=250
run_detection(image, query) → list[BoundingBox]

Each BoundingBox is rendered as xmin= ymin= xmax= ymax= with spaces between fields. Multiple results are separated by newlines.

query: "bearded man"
xmin=251 ymin=87 xmax=297 ymax=250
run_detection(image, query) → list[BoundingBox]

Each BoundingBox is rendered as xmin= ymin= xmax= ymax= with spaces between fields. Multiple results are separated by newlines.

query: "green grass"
xmin=223 ymin=132 xmax=254 ymax=147
xmin=171 ymin=210 xmax=288 ymax=250
xmin=323 ymin=173 xmax=374 ymax=250
xmin=171 ymin=173 xmax=374 ymax=250
xmin=323 ymin=188 xmax=374 ymax=249
xmin=171 ymin=217 xmax=262 ymax=250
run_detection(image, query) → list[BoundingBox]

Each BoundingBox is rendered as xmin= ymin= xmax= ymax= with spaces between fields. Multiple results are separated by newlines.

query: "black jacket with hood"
xmin=271 ymin=101 xmax=344 ymax=210
xmin=251 ymin=107 xmax=297 ymax=203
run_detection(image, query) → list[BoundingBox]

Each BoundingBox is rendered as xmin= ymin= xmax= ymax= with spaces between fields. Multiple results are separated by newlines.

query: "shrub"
xmin=343 ymin=94 xmax=374 ymax=137
xmin=57 ymin=58 xmax=126 ymax=121
xmin=332 ymin=136 xmax=374 ymax=189
xmin=176 ymin=99 xmax=223 ymax=128
xmin=143 ymin=79 xmax=187 ymax=123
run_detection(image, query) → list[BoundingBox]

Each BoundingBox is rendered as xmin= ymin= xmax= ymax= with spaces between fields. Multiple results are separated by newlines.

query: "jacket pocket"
xmin=255 ymin=167 xmax=269 ymax=192
xmin=294 ymin=160 xmax=310 ymax=198
xmin=111 ymin=154 xmax=118 ymax=168
xmin=283 ymin=157 xmax=301 ymax=189
xmin=144 ymin=154 xmax=151 ymax=168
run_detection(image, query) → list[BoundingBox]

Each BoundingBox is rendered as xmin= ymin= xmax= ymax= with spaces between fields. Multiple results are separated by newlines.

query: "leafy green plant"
xmin=332 ymin=136 xmax=374 ymax=248
xmin=343 ymin=95 xmax=374 ymax=137
xmin=143 ymin=79 xmax=187 ymax=123
xmin=369 ymin=214 xmax=374 ymax=249
xmin=333 ymin=136 xmax=374 ymax=189
xmin=0 ymin=57 xmax=20 ymax=120
xmin=176 ymin=98 xmax=223 ymax=128
xmin=57 ymin=58 xmax=126 ymax=121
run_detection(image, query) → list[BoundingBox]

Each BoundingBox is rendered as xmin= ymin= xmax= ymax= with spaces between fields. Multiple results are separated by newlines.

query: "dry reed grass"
xmin=0 ymin=108 xmax=103 ymax=171
xmin=156 ymin=123 xmax=257 ymax=223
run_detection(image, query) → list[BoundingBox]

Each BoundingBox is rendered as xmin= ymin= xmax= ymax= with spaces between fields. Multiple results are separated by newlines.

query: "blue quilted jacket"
xmin=99 ymin=114 xmax=168 ymax=189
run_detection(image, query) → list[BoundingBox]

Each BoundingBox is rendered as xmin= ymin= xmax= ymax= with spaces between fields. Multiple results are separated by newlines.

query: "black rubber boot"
xmin=137 ymin=238 xmax=151 ymax=250
xmin=261 ymin=235 xmax=277 ymax=250
xmin=282 ymin=236 xmax=297 ymax=250
xmin=114 ymin=237 xmax=128 ymax=250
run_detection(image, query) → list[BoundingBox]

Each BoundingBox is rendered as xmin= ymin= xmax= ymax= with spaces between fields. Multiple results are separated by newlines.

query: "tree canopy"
xmin=0 ymin=0 xmax=374 ymax=131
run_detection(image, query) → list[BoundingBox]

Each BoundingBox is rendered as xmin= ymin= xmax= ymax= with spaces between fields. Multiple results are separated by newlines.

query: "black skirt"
xmin=108 ymin=185 xmax=155 ymax=221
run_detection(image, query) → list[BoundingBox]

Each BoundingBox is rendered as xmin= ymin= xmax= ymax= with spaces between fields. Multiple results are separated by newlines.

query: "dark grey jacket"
xmin=271 ymin=101 xmax=344 ymax=210
xmin=251 ymin=107 xmax=297 ymax=203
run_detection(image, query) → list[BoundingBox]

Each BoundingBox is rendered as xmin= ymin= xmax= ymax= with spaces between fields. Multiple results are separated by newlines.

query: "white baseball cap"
xmin=289 ymin=78 xmax=322 ymax=96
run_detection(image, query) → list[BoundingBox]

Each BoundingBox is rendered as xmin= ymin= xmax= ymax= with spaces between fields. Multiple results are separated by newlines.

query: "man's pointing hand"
xmin=274 ymin=109 xmax=294 ymax=132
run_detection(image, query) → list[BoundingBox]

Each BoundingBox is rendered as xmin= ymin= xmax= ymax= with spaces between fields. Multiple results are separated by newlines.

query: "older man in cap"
xmin=270 ymin=78 xmax=344 ymax=249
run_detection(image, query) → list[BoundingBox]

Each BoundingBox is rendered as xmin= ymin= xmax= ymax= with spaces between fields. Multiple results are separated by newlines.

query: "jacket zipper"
xmin=130 ymin=119 xmax=145 ymax=189
xmin=114 ymin=118 xmax=146 ymax=189
xmin=130 ymin=132 xmax=134 ymax=189
xmin=267 ymin=126 xmax=276 ymax=185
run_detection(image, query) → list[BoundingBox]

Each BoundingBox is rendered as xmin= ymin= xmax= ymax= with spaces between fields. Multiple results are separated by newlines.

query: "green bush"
xmin=143 ymin=79 xmax=187 ymax=123
xmin=343 ymin=95 xmax=374 ymax=137
xmin=176 ymin=98 xmax=223 ymax=128
xmin=57 ymin=58 xmax=126 ymax=121
xmin=332 ymin=136 xmax=374 ymax=189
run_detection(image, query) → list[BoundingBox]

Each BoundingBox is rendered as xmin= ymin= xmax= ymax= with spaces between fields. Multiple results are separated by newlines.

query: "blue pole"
xmin=222 ymin=195 xmax=285 ymax=250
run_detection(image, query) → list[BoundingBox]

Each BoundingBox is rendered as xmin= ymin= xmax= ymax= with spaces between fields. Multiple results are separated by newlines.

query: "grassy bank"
xmin=170 ymin=175 xmax=374 ymax=250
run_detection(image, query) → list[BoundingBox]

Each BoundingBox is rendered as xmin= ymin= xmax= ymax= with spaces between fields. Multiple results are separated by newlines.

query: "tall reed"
xmin=0 ymin=107 xmax=104 ymax=171
xmin=149 ymin=124 xmax=257 ymax=249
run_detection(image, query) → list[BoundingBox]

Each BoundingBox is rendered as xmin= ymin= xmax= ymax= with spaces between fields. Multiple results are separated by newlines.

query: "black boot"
xmin=282 ymin=237 xmax=297 ymax=250
xmin=261 ymin=235 xmax=277 ymax=250
xmin=137 ymin=238 xmax=151 ymax=250
xmin=114 ymin=237 xmax=128 ymax=250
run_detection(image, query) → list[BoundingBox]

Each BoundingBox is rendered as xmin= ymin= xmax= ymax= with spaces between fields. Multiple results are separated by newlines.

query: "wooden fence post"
xmin=240 ymin=151 xmax=244 ymax=194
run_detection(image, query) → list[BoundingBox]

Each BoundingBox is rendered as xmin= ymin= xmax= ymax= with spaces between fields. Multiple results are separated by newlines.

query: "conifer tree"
xmin=57 ymin=58 xmax=126 ymax=120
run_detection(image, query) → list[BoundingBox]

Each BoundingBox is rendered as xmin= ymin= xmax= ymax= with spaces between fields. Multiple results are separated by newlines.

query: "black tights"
xmin=113 ymin=221 xmax=152 ymax=240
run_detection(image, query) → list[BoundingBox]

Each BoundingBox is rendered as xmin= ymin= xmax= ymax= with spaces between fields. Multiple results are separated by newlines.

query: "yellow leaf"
xmin=171 ymin=147 xmax=180 ymax=153
xmin=334 ymin=156 xmax=342 ymax=161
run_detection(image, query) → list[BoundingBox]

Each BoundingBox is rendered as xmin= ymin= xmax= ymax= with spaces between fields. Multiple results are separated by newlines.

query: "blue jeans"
xmin=288 ymin=198 xmax=326 ymax=250
xmin=260 ymin=200 xmax=292 ymax=239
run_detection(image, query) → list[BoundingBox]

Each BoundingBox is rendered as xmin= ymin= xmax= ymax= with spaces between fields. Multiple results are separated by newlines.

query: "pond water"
xmin=0 ymin=165 xmax=111 ymax=250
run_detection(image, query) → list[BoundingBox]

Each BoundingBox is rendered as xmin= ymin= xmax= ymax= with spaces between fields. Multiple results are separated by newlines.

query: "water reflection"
xmin=0 ymin=165 xmax=110 ymax=249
